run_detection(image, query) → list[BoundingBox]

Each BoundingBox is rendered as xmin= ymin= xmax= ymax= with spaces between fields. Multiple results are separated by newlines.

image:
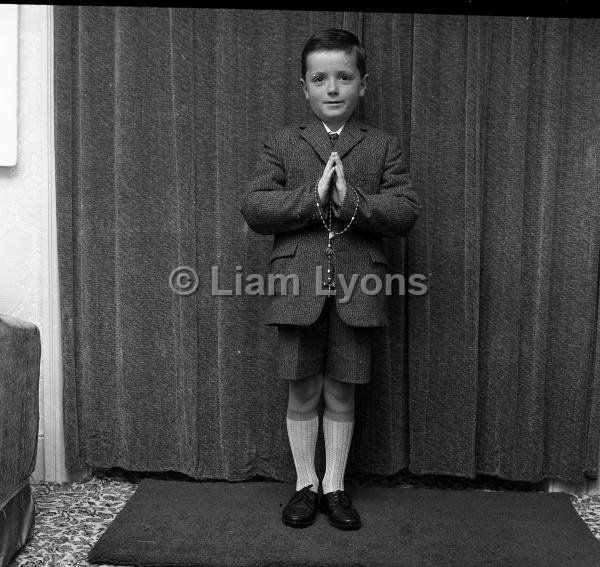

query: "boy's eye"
xmin=309 ymin=73 xmax=352 ymax=84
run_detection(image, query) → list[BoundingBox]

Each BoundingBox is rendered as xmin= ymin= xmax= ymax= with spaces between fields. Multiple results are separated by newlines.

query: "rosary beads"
xmin=314 ymin=181 xmax=360 ymax=290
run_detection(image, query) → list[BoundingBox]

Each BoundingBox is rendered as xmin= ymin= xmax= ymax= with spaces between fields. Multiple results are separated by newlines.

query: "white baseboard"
xmin=31 ymin=435 xmax=45 ymax=484
xmin=547 ymin=478 xmax=600 ymax=496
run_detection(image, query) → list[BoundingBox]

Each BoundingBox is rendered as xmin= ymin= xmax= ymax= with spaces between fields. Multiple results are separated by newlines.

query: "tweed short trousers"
xmin=276 ymin=296 xmax=373 ymax=384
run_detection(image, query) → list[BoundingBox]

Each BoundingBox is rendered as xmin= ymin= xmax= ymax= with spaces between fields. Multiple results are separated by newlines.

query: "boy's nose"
xmin=327 ymin=80 xmax=339 ymax=94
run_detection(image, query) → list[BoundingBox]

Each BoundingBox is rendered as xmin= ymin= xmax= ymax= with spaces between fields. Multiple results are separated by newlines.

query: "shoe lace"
xmin=290 ymin=485 xmax=315 ymax=505
xmin=332 ymin=491 xmax=352 ymax=509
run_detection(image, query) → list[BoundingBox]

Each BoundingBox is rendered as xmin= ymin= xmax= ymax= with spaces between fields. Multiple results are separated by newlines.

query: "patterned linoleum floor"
xmin=8 ymin=470 xmax=600 ymax=567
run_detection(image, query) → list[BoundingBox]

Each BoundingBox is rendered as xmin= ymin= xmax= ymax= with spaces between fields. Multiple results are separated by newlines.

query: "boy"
xmin=240 ymin=29 xmax=421 ymax=530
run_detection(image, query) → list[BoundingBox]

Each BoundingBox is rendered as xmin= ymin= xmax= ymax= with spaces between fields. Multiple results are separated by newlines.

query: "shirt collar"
xmin=322 ymin=122 xmax=345 ymax=136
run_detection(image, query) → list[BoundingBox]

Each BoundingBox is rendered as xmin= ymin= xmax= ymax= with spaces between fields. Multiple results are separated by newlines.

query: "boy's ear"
xmin=300 ymin=78 xmax=309 ymax=99
xmin=359 ymin=74 xmax=369 ymax=97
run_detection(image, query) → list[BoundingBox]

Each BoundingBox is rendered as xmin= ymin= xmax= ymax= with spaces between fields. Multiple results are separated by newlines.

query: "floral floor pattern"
xmin=8 ymin=470 xmax=600 ymax=567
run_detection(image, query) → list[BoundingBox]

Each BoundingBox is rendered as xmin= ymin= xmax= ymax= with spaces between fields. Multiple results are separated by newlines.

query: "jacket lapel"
xmin=299 ymin=114 xmax=367 ymax=163
xmin=299 ymin=115 xmax=333 ymax=164
xmin=335 ymin=118 xmax=367 ymax=160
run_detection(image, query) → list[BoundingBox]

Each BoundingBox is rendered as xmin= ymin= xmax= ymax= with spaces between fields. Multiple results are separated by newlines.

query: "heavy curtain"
xmin=55 ymin=8 xmax=600 ymax=482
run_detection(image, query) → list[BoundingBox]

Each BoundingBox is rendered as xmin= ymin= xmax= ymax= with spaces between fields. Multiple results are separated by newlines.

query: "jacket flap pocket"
xmin=368 ymin=248 xmax=389 ymax=266
xmin=269 ymin=241 xmax=299 ymax=263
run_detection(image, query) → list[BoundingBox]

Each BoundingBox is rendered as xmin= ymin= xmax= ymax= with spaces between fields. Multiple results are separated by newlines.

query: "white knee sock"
xmin=286 ymin=408 xmax=320 ymax=493
xmin=322 ymin=408 xmax=354 ymax=494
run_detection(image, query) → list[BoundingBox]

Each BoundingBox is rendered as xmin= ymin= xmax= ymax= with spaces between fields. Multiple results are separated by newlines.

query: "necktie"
xmin=329 ymin=132 xmax=339 ymax=146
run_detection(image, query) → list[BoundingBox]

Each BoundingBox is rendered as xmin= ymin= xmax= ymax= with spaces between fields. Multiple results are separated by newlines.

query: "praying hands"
xmin=317 ymin=152 xmax=347 ymax=215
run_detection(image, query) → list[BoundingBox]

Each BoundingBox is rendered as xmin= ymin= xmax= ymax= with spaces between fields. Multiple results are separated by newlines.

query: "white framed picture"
xmin=0 ymin=4 xmax=18 ymax=166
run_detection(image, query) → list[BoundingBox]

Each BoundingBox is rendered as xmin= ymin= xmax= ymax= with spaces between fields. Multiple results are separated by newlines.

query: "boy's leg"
xmin=321 ymin=375 xmax=361 ymax=530
xmin=319 ymin=299 xmax=372 ymax=530
xmin=322 ymin=377 xmax=355 ymax=494
xmin=277 ymin=302 xmax=329 ymax=528
xmin=281 ymin=373 xmax=324 ymax=528
xmin=287 ymin=373 xmax=324 ymax=493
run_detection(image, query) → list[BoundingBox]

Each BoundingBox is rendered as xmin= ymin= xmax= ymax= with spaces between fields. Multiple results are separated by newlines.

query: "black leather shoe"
xmin=320 ymin=490 xmax=361 ymax=530
xmin=282 ymin=485 xmax=319 ymax=528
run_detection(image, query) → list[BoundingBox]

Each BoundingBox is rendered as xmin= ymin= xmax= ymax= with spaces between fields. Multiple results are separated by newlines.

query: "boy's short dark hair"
xmin=301 ymin=28 xmax=367 ymax=79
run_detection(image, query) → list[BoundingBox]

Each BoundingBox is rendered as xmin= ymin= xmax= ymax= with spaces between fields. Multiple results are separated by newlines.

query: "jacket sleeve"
xmin=336 ymin=135 xmax=421 ymax=238
xmin=240 ymin=134 xmax=324 ymax=235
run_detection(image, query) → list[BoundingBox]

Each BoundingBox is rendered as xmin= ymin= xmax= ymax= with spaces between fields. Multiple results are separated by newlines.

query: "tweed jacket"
xmin=240 ymin=113 xmax=421 ymax=328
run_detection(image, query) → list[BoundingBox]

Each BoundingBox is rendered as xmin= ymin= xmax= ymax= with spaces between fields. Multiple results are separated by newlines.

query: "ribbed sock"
xmin=322 ymin=408 xmax=354 ymax=494
xmin=286 ymin=408 xmax=320 ymax=493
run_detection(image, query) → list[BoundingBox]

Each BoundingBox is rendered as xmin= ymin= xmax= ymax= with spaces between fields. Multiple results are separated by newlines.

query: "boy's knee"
xmin=288 ymin=373 xmax=324 ymax=412
xmin=323 ymin=376 xmax=355 ymax=412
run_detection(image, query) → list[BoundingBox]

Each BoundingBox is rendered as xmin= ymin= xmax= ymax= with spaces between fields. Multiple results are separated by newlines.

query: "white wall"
xmin=0 ymin=5 xmax=18 ymax=166
xmin=0 ymin=5 xmax=71 ymax=483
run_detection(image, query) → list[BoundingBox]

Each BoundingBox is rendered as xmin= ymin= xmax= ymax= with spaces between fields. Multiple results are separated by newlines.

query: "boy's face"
xmin=300 ymin=49 xmax=368 ymax=130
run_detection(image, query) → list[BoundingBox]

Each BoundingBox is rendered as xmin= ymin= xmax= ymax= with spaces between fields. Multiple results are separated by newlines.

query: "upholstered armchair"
xmin=0 ymin=315 xmax=40 ymax=567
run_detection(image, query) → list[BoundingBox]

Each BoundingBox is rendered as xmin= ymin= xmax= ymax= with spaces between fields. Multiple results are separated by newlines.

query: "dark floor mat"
xmin=88 ymin=478 xmax=600 ymax=567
